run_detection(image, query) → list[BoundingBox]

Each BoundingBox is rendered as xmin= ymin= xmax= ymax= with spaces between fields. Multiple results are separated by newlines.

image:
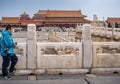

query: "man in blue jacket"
xmin=0 ymin=24 xmax=18 ymax=80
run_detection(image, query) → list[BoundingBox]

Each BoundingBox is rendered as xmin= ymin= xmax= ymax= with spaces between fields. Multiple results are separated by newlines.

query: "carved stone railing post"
xmin=82 ymin=24 xmax=92 ymax=68
xmin=27 ymin=24 xmax=37 ymax=69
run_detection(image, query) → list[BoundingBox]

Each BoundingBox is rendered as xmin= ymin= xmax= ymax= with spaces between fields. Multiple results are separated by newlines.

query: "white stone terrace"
xmin=0 ymin=24 xmax=120 ymax=75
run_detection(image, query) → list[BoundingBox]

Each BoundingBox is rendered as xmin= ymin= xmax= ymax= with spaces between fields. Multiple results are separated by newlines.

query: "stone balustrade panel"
xmin=37 ymin=42 xmax=82 ymax=69
xmin=15 ymin=43 xmax=27 ymax=69
xmin=93 ymin=42 xmax=120 ymax=68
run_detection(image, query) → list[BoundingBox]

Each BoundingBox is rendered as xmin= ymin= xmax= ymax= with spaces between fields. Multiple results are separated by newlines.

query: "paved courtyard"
xmin=0 ymin=74 xmax=120 ymax=84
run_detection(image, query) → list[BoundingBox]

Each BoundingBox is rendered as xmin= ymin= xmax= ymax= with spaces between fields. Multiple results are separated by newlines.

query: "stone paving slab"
xmin=86 ymin=77 xmax=120 ymax=84
xmin=85 ymin=74 xmax=120 ymax=84
xmin=0 ymin=74 xmax=86 ymax=80
xmin=37 ymin=74 xmax=86 ymax=80
xmin=96 ymin=74 xmax=120 ymax=78
xmin=0 ymin=79 xmax=88 ymax=84
xmin=0 ymin=74 xmax=120 ymax=84
xmin=0 ymin=75 xmax=27 ymax=80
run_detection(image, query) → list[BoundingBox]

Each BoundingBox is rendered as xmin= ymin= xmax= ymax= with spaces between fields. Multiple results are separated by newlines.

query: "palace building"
xmin=1 ymin=17 xmax=20 ymax=28
xmin=0 ymin=10 xmax=91 ymax=28
xmin=107 ymin=17 xmax=120 ymax=28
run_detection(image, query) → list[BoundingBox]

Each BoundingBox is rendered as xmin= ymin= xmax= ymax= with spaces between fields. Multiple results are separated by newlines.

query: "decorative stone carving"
xmin=82 ymin=24 xmax=91 ymax=40
xmin=27 ymin=24 xmax=36 ymax=40
xmin=41 ymin=46 xmax=79 ymax=55
xmin=96 ymin=46 xmax=120 ymax=54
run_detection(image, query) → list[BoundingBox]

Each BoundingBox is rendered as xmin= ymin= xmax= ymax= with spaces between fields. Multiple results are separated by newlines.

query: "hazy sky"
xmin=0 ymin=0 xmax=120 ymax=20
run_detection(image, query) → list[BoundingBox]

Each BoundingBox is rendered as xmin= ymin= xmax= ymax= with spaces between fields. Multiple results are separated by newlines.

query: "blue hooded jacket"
xmin=0 ymin=29 xmax=15 ymax=56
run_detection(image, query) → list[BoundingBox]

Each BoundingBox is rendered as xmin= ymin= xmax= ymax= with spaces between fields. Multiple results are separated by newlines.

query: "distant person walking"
xmin=0 ymin=24 xmax=18 ymax=80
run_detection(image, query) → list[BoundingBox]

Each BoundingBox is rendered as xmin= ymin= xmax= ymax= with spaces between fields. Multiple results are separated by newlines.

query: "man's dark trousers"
xmin=2 ymin=54 xmax=18 ymax=76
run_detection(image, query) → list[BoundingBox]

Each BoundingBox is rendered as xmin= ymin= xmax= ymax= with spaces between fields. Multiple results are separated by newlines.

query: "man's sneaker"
xmin=3 ymin=75 xmax=12 ymax=80
xmin=10 ymin=69 xmax=16 ymax=74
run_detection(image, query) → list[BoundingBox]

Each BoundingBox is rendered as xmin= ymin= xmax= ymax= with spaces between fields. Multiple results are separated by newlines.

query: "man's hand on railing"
xmin=14 ymin=42 xmax=18 ymax=48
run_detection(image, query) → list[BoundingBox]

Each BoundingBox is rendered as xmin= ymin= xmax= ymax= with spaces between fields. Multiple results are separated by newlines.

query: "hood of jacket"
xmin=2 ymin=29 xmax=12 ymax=36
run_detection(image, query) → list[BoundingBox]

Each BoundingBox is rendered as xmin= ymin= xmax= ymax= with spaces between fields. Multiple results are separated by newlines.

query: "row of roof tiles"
xmin=1 ymin=18 xmax=90 ymax=25
xmin=1 ymin=17 xmax=120 ymax=24
xmin=21 ymin=10 xmax=85 ymax=18
xmin=107 ymin=17 xmax=120 ymax=23
xmin=0 ymin=10 xmax=120 ymax=25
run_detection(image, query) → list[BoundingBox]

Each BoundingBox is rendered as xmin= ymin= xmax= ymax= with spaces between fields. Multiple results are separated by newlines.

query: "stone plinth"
xmin=47 ymin=69 xmax=89 ymax=75
xmin=15 ymin=43 xmax=27 ymax=69
xmin=28 ymin=75 xmax=36 ymax=80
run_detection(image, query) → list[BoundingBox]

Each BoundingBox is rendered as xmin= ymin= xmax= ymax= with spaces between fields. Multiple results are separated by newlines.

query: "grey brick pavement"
xmin=0 ymin=74 xmax=120 ymax=84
